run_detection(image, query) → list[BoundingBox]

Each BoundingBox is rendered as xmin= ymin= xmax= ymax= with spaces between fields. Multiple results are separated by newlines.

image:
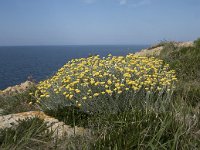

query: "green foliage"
xmin=45 ymin=105 xmax=91 ymax=127
xmin=159 ymin=42 xmax=177 ymax=58
xmin=174 ymin=82 xmax=200 ymax=107
xmin=159 ymin=39 xmax=200 ymax=107
xmin=91 ymin=109 xmax=199 ymax=150
xmin=194 ymin=38 xmax=200 ymax=48
xmin=0 ymin=117 xmax=54 ymax=150
xmin=0 ymin=87 xmax=38 ymax=115
xmin=161 ymin=46 xmax=200 ymax=81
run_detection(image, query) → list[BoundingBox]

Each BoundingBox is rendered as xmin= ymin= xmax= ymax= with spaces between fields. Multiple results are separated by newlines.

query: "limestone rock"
xmin=135 ymin=41 xmax=194 ymax=57
xmin=0 ymin=81 xmax=35 ymax=96
xmin=135 ymin=46 xmax=163 ymax=56
xmin=0 ymin=111 xmax=90 ymax=138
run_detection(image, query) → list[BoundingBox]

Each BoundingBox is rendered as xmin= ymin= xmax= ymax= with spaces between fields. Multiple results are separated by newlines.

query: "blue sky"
xmin=0 ymin=0 xmax=200 ymax=45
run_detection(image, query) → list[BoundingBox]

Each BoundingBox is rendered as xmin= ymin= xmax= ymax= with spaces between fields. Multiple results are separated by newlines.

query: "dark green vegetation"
xmin=160 ymin=39 xmax=200 ymax=107
xmin=0 ymin=38 xmax=200 ymax=149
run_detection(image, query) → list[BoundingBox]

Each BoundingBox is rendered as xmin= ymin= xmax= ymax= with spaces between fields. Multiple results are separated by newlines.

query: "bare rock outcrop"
xmin=0 ymin=81 xmax=34 ymax=96
xmin=0 ymin=111 xmax=90 ymax=138
xmin=135 ymin=46 xmax=163 ymax=56
xmin=135 ymin=41 xmax=194 ymax=57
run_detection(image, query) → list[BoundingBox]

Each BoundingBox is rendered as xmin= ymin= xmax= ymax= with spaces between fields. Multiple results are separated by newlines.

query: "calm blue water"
xmin=0 ymin=45 xmax=148 ymax=90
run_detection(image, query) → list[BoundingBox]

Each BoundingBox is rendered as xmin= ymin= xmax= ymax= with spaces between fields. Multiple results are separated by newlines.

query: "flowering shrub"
xmin=33 ymin=54 xmax=177 ymax=114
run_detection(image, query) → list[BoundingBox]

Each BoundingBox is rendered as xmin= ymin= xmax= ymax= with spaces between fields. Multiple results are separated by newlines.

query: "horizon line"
xmin=0 ymin=44 xmax=151 ymax=47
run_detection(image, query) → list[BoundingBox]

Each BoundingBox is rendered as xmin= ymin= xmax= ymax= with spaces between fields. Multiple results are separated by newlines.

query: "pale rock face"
xmin=135 ymin=46 xmax=163 ymax=56
xmin=0 ymin=111 xmax=91 ymax=138
xmin=0 ymin=81 xmax=34 ymax=96
xmin=135 ymin=41 xmax=194 ymax=57
xmin=176 ymin=41 xmax=193 ymax=47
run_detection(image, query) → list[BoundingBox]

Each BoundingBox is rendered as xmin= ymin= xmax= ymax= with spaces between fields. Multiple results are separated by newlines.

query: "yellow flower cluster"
xmin=34 ymin=54 xmax=177 ymax=107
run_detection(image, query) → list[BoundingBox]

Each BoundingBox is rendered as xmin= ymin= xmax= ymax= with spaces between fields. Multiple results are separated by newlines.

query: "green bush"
xmin=167 ymin=47 xmax=200 ymax=81
xmin=159 ymin=38 xmax=200 ymax=107
xmin=33 ymin=55 xmax=177 ymax=115
xmin=194 ymin=38 xmax=200 ymax=48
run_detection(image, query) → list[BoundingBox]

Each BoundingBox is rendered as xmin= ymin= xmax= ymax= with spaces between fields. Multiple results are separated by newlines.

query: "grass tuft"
xmin=0 ymin=117 xmax=54 ymax=150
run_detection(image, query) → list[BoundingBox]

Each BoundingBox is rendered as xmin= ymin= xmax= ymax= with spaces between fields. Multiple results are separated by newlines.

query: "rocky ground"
xmin=134 ymin=41 xmax=193 ymax=56
xmin=0 ymin=111 xmax=90 ymax=138
xmin=0 ymin=81 xmax=34 ymax=96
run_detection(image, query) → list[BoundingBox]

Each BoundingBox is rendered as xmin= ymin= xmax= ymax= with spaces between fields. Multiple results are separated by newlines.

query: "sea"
xmin=0 ymin=45 xmax=149 ymax=90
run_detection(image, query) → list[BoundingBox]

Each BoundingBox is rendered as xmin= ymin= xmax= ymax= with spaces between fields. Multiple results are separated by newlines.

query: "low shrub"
xmin=32 ymin=54 xmax=177 ymax=115
xmin=194 ymin=38 xmax=200 ymax=48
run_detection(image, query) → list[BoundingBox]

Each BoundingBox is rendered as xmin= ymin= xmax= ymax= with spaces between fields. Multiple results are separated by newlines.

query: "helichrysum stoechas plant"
xmin=33 ymin=54 xmax=177 ymax=114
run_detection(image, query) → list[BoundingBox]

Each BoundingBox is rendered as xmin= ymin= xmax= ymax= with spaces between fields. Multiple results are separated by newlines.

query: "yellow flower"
xmin=90 ymin=80 xmax=95 ymax=84
xmin=172 ymin=77 xmax=177 ymax=81
xmin=106 ymin=90 xmax=113 ymax=95
xmin=40 ymin=95 xmax=45 ymax=98
xmin=69 ymin=95 xmax=73 ymax=99
xmin=107 ymin=80 xmax=112 ymax=85
xmin=118 ymin=90 xmax=122 ymax=94
xmin=82 ymin=96 xmax=87 ymax=100
xmin=157 ymin=87 xmax=162 ymax=91
xmin=35 ymin=53 xmax=176 ymax=108
xmin=95 ymin=82 xmax=100 ymax=86
xmin=75 ymin=89 xmax=81 ymax=93
xmin=100 ymin=82 xmax=105 ymax=85
xmin=94 ymin=93 xmax=99 ymax=97
xmin=120 ymin=84 xmax=125 ymax=87
xmin=93 ymin=72 xmax=100 ymax=76
xmin=114 ymin=88 xmax=117 ymax=91
xmin=123 ymin=73 xmax=131 ymax=78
